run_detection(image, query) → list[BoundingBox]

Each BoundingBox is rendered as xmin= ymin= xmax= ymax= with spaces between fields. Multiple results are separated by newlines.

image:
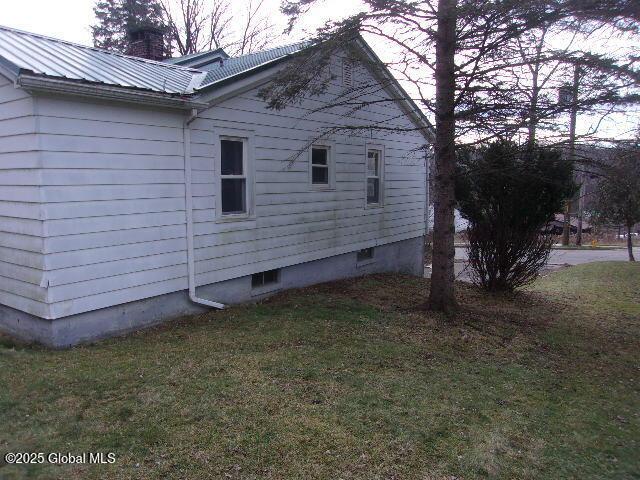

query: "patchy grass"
xmin=1 ymin=262 xmax=639 ymax=479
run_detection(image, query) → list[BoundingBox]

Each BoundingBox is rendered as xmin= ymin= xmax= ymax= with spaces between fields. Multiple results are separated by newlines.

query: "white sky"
xmin=0 ymin=0 xmax=364 ymax=45
xmin=2 ymin=0 xmax=637 ymax=140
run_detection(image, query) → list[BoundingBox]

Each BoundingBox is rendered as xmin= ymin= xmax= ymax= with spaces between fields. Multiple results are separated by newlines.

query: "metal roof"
xmin=0 ymin=24 xmax=201 ymax=94
xmin=196 ymin=43 xmax=307 ymax=89
xmin=0 ymin=24 xmax=308 ymax=96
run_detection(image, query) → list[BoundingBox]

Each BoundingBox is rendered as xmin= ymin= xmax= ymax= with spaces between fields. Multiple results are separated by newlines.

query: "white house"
xmin=0 ymin=25 xmax=430 ymax=347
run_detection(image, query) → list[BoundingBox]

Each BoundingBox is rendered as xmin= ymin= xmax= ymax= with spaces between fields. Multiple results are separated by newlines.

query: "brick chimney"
xmin=126 ymin=27 xmax=165 ymax=61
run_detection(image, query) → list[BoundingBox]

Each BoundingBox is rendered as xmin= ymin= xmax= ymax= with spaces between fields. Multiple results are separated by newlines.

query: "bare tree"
xmin=161 ymin=0 xmax=208 ymax=55
xmin=207 ymin=0 xmax=232 ymax=50
xmin=160 ymin=0 xmax=277 ymax=56
xmin=234 ymin=0 xmax=274 ymax=55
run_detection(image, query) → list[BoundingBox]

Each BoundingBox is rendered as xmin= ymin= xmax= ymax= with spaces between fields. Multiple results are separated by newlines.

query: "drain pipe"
xmin=184 ymin=108 xmax=225 ymax=309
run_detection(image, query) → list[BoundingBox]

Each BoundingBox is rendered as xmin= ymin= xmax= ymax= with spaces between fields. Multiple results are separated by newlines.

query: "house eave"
xmin=17 ymin=74 xmax=208 ymax=109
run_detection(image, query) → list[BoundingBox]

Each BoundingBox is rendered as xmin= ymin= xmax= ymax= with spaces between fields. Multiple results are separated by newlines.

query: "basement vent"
xmin=357 ymin=247 xmax=374 ymax=262
xmin=252 ymin=269 xmax=279 ymax=288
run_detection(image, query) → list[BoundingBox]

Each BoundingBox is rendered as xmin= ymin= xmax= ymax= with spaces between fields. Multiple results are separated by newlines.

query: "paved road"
xmin=426 ymin=246 xmax=633 ymax=281
xmin=455 ymin=246 xmax=633 ymax=265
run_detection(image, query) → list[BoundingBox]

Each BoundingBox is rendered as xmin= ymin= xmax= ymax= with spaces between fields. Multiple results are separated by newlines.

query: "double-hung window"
xmin=220 ymin=137 xmax=247 ymax=215
xmin=310 ymin=143 xmax=334 ymax=189
xmin=366 ymin=148 xmax=383 ymax=205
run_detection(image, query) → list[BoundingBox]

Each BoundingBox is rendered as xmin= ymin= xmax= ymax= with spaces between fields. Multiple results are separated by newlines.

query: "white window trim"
xmin=214 ymin=128 xmax=255 ymax=222
xmin=309 ymin=140 xmax=336 ymax=190
xmin=365 ymin=143 xmax=385 ymax=208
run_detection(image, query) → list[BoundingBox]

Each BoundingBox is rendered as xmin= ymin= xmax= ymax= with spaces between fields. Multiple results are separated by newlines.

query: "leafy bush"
xmin=456 ymin=141 xmax=577 ymax=291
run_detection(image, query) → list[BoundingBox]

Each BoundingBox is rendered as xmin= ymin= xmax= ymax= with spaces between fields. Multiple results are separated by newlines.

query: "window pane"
xmin=312 ymin=147 xmax=328 ymax=166
xmin=221 ymin=178 xmax=246 ymax=214
xmin=367 ymin=178 xmax=379 ymax=204
xmin=367 ymin=150 xmax=379 ymax=176
xmin=312 ymin=166 xmax=329 ymax=184
xmin=221 ymin=139 xmax=244 ymax=175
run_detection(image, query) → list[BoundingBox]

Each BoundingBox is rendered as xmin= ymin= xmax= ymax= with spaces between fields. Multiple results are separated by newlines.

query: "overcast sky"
xmin=2 ymin=0 xmax=637 ymax=139
xmin=0 ymin=0 xmax=364 ymax=46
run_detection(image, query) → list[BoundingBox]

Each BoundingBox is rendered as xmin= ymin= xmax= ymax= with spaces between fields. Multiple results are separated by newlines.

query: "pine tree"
xmin=92 ymin=0 xmax=167 ymax=54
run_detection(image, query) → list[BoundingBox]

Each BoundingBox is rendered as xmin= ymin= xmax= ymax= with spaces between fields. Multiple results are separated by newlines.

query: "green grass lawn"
xmin=1 ymin=262 xmax=639 ymax=479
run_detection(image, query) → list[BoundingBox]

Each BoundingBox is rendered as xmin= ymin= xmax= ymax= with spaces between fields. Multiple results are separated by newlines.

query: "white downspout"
xmin=184 ymin=108 xmax=225 ymax=309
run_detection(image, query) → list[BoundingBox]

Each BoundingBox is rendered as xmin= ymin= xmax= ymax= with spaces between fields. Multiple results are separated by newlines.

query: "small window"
xmin=367 ymin=149 xmax=382 ymax=205
xmin=220 ymin=138 xmax=247 ymax=215
xmin=252 ymin=269 xmax=279 ymax=288
xmin=357 ymin=247 xmax=374 ymax=262
xmin=311 ymin=146 xmax=330 ymax=186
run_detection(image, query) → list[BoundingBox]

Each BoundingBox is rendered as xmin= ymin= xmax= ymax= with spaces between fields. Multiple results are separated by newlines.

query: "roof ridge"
xmin=230 ymin=41 xmax=309 ymax=60
xmin=0 ymin=23 xmax=202 ymax=73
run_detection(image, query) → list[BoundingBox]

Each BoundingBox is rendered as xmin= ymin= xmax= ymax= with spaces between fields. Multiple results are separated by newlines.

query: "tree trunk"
xmin=628 ymin=224 xmax=636 ymax=262
xmin=576 ymin=179 xmax=584 ymax=246
xmin=428 ymin=0 xmax=458 ymax=313
xmin=562 ymin=201 xmax=571 ymax=246
xmin=567 ymin=65 xmax=580 ymax=246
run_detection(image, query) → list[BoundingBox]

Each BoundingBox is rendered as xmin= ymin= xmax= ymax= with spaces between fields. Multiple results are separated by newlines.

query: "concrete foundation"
xmin=0 ymin=237 xmax=424 ymax=348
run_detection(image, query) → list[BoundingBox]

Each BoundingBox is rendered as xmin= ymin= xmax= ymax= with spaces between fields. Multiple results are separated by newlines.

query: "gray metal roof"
xmin=0 ymin=24 xmax=201 ymax=94
xmin=196 ymin=43 xmax=307 ymax=89
xmin=0 ymin=24 xmax=307 ymax=96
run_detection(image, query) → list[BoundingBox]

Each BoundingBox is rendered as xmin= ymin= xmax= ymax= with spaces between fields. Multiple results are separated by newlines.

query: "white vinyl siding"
xmin=0 ymin=74 xmax=47 ymax=317
xmin=0 ymin=49 xmax=427 ymax=320
xmin=34 ymin=96 xmax=188 ymax=318
xmin=190 ymin=52 xmax=426 ymax=288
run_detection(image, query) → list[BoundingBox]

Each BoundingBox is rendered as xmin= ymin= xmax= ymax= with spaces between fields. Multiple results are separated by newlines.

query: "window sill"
xmin=365 ymin=203 xmax=384 ymax=210
xmin=216 ymin=214 xmax=256 ymax=223
xmin=310 ymin=185 xmax=336 ymax=191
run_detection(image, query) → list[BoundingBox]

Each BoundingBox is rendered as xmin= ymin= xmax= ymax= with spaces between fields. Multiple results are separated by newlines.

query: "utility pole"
xmin=562 ymin=64 xmax=580 ymax=246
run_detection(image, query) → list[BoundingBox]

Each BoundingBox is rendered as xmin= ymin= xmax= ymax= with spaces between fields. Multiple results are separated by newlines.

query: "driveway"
xmin=425 ymin=246 xmax=633 ymax=281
